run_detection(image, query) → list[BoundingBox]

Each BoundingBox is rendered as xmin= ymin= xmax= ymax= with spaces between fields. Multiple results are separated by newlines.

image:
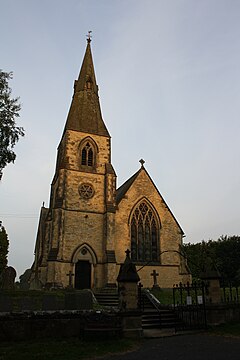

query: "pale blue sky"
xmin=1 ymin=0 xmax=240 ymax=278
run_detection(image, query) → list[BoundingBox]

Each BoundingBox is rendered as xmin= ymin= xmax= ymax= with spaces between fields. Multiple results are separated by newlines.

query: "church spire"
xmin=64 ymin=36 xmax=110 ymax=137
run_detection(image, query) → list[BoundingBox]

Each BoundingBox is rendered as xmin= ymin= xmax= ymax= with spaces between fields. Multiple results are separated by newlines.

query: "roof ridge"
xmin=116 ymin=168 xmax=142 ymax=204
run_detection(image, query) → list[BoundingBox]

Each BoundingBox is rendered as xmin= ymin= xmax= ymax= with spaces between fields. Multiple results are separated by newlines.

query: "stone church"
xmin=31 ymin=38 xmax=191 ymax=290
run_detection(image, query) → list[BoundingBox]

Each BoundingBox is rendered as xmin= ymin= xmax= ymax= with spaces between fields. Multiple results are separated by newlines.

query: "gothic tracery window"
xmin=131 ymin=201 xmax=159 ymax=262
xmin=81 ymin=142 xmax=94 ymax=167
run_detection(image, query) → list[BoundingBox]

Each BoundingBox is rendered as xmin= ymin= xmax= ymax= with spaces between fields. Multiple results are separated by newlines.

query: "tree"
xmin=183 ymin=235 xmax=240 ymax=284
xmin=0 ymin=222 xmax=9 ymax=274
xmin=183 ymin=241 xmax=208 ymax=280
xmin=0 ymin=70 xmax=24 ymax=180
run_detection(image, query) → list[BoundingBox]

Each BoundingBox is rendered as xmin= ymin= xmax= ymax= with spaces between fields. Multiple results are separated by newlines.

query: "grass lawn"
xmin=1 ymin=324 xmax=240 ymax=360
xmin=150 ymin=288 xmax=174 ymax=304
xmin=0 ymin=338 xmax=139 ymax=360
xmin=210 ymin=322 xmax=240 ymax=337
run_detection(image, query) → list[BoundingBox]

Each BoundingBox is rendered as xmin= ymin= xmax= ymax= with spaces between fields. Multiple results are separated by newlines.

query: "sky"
xmin=1 ymin=0 xmax=240 ymax=279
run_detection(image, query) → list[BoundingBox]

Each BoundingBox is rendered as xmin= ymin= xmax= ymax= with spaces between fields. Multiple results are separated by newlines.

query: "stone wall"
xmin=115 ymin=170 xmax=191 ymax=288
xmin=43 ymin=129 xmax=114 ymax=288
xmin=136 ymin=265 xmax=183 ymax=288
xmin=206 ymin=303 xmax=240 ymax=326
xmin=0 ymin=311 xmax=121 ymax=341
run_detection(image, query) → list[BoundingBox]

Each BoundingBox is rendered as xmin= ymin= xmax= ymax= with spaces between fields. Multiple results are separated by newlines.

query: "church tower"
xmin=32 ymin=37 xmax=117 ymax=289
xmin=31 ymin=37 xmax=191 ymax=290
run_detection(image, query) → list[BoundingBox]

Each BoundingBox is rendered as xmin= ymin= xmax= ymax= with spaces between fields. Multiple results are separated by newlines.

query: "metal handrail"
xmin=143 ymin=289 xmax=161 ymax=310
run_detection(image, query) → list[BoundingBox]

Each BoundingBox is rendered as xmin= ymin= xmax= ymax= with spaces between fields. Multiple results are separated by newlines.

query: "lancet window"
xmin=81 ymin=141 xmax=94 ymax=167
xmin=130 ymin=201 xmax=159 ymax=263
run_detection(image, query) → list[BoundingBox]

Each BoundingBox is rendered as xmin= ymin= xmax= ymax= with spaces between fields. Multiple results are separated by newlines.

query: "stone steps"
xmin=94 ymin=289 xmax=119 ymax=308
xmin=142 ymin=293 xmax=178 ymax=329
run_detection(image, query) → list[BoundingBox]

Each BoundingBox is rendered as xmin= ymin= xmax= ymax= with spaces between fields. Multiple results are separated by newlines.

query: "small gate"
xmin=173 ymin=281 xmax=207 ymax=331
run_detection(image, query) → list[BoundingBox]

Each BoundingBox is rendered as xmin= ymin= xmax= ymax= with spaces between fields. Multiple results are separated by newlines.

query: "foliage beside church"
xmin=0 ymin=222 xmax=9 ymax=275
xmin=183 ymin=235 xmax=240 ymax=284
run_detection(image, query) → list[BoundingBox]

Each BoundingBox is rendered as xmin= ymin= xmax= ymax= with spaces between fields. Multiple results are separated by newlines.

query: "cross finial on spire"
xmin=86 ymin=30 xmax=92 ymax=43
xmin=139 ymin=159 xmax=145 ymax=168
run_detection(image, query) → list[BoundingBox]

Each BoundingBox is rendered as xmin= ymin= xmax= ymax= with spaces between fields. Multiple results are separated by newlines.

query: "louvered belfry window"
xmin=131 ymin=201 xmax=159 ymax=262
xmin=81 ymin=142 xmax=94 ymax=166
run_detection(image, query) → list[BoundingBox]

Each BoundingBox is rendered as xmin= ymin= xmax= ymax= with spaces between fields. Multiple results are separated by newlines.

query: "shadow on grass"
xmin=0 ymin=338 xmax=141 ymax=360
xmin=208 ymin=322 xmax=240 ymax=337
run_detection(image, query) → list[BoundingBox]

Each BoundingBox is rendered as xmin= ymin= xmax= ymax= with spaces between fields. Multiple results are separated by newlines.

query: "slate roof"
xmin=34 ymin=206 xmax=49 ymax=256
xmin=63 ymin=40 xmax=110 ymax=137
xmin=116 ymin=168 xmax=141 ymax=204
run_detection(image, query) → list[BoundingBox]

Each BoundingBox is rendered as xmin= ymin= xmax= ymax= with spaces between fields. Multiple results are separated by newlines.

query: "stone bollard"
xmin=117 ymin=249 xmax=142 ymax=338
xmin=201 ymin=257 xmax=221 ymax=304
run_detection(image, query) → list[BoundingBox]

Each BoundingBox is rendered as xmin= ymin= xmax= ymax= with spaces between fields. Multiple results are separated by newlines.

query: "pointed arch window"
xmin=130 ymin=201 xmax=160 ymax=263
xmin=81 ymin=141 xmax=94 ymax=167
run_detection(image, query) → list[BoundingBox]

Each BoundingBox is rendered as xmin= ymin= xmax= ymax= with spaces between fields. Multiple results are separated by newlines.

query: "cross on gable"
xmin=125 ymin=249 xmax=131 ymax=258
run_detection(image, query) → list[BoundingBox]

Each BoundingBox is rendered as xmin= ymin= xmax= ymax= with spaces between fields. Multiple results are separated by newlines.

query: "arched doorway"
xmin=74 ymin=260 xmax=91 ymax=289
xmin=71 ymin=244 xmax=97 ymax=289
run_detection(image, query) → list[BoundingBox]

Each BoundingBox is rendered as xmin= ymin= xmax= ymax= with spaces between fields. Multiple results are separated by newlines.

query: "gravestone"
xmin=0 ymin=266 xmax=17 ymax=290
xmin=19 ymin=269 xmax=31 ymax=290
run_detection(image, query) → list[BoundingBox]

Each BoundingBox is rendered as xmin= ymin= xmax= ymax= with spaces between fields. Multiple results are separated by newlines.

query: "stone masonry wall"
xmin=45 ymin=129 xmax=113 ymax=288
xmin=114 ymin=169 xmax=190 ymax=288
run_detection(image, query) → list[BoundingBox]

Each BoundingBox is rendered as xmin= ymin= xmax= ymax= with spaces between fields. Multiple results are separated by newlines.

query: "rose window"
xmin=79 ymin=183 xmax=94 ymax=199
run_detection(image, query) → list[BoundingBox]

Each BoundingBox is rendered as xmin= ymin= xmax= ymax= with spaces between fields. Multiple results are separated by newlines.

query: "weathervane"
xmin=86 ymin=30 xmax=92 ymax=43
